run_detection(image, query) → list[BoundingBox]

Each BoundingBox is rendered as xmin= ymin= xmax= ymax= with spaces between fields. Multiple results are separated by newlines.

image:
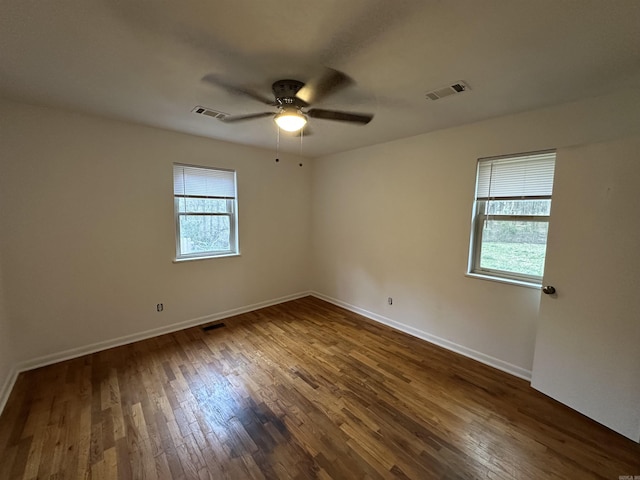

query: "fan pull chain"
xmin=275 ymin=126 xmax=280 ymax=163
xmin=299 ymin=128 xmax=303 ymax=166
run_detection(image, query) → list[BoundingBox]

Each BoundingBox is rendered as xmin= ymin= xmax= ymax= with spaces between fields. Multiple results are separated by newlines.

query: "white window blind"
xmin=476 ymin=152 xmax=555 ymax=200
xmin=173 ymin=164 xmax=236 ymax=199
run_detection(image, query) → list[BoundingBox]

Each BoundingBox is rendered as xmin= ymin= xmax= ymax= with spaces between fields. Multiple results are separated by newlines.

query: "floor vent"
xmin=202 ymin=322 xmax=226 ymax=331
xmin=192 ymin=105 xmax=228 ymax=120
xmin=425 ymin=81 xmax=470 ymax=101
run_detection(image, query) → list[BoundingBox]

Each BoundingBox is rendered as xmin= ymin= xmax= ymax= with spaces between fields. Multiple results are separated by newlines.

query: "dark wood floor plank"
xmin=1 ymin=296 xmax=639 ymax=479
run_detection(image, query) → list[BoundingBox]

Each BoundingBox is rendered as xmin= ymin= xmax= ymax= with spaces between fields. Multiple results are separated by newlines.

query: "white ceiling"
xmin=2 ymin=0 xmax=639 ymax=157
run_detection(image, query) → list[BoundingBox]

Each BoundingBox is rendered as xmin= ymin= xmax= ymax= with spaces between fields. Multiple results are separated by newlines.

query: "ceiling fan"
xmin=202 ymin=68 xmax=373 ymax=133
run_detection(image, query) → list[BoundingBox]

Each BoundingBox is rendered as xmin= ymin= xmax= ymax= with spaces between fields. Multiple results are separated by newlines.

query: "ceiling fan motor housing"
xmin=272 ymin=79 xmax=305 ymax=106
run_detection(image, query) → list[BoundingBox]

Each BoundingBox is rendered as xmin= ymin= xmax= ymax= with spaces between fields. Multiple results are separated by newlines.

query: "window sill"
xmin=465 ymin=272 xmax=541 ymax=289
xmin=173 ymin=252 xmax=240 ymax=263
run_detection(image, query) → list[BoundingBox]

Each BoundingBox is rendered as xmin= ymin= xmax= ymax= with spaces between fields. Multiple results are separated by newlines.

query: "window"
xmin=173 ymin=164 xmax=238 ymax=260
xmin=468 ymin=151 xmax=556 ymax=285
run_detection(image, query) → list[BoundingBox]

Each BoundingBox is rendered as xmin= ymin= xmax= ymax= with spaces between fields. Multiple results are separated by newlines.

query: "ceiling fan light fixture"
xmin=274 ymin=108 xmax=307 ymax=132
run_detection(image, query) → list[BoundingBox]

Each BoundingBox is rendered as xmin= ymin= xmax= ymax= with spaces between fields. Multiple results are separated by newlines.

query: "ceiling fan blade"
xmin=307 ymin=108 xmax=373 ymax=125
xmin=220 ymin=112 xmax=274 ymax=123
xmin=296 ymin=68 xmax=353 ymax=105
xmin=202 ymin=74 xmax=275 ymax=106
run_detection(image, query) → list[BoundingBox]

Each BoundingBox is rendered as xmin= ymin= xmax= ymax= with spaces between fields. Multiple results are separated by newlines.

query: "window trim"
xmin=173 ymin=164 xmax=239 ymax=261
xmin=467 ymin=150 xmax=555 ymax=286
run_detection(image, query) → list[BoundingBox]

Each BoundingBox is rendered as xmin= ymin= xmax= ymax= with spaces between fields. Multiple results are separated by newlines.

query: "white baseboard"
xmin=311 ymin=291 xmax=532 ymax=381
xmin=16 ymin=291 xmax=312 ymax=374
xmin=0 ymin=365 xmax=19 ymax=416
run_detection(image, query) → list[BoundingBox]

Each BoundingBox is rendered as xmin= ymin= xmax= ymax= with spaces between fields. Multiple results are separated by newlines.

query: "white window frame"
xmin=468 ymin=151 xmax=556 ymax=286
xmin=173 ymin=164 xmax=239 ymax=261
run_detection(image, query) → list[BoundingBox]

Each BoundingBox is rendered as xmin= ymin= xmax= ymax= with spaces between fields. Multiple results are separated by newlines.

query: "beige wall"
xmin=310 ymin=89 xmax=640 ymax=376
xmin=0 ymin=99 xmax=312 ymax=367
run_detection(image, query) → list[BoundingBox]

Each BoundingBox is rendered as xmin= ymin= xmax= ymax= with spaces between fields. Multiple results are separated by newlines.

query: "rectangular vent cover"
xmin=425 ymin=81 xmax=470 ymax=101
xmin=202 ymin=322 xmax=226 ymax=331
xmin=192 ymin=105 xmax=228 ymax=120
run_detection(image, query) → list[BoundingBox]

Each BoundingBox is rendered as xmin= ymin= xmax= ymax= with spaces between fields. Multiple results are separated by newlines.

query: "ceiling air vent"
xmin=425 ymin=81 xmax=470 ymax=101
xmin=191 ymin=105 xmax=228 ymax=120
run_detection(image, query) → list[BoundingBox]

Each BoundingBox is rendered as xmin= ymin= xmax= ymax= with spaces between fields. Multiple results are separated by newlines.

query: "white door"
xmin=531 ymin=134 xmax=640 ymax=442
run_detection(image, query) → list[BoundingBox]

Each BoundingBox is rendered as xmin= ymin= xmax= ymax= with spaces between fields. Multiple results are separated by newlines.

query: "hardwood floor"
xmin=1 ymin=296 xmax=638 ymax=479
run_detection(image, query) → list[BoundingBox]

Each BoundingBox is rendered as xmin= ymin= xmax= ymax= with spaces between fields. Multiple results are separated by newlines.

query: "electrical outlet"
xmin=156 ymin=303 xmax=164 ymax=312
xmin=388 ymin=297 xmax=393 ymax=305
